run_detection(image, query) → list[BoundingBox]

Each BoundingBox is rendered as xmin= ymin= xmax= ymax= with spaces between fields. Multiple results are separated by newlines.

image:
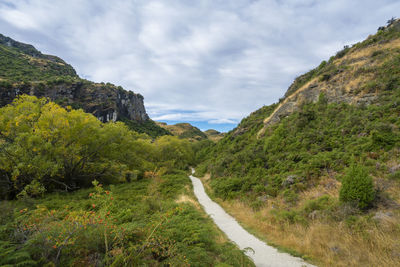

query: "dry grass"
xmin=259 ymin=38 xmax=400 ymax=137
xmin=337 ymin=38 xmax=400 ymax=65
xmin=202 ymin=176 xmax=400 ymax=267
xmin=175 ymin=194 xmax=201 ymax=210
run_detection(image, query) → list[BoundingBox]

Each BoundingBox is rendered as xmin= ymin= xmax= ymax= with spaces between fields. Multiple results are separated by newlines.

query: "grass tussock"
xmin=205 ymin=176 xmax=400 ymax=267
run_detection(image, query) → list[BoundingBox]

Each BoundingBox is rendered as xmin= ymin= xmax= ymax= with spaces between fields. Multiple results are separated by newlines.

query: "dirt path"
xmin=189 ymin=172 xmax=316 ymax=267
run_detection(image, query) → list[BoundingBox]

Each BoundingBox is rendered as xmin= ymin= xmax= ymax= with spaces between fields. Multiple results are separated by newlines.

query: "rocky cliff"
xmin=0 ymin=81 xmax=148 ymax=123
xmin=0 ymin=34 xmax=149 ymax=124
xmin=258 ymin=18 xmax=400 ymax=137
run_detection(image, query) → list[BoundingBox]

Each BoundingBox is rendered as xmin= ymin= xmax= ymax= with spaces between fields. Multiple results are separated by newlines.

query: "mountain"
xmin=156 ymin=122 xmax=208 ymax=141
xmin=204 ymin=129 xmax=225 ymax=142
xmin=258 ymin=18 xmax=400 ymax=137
xmin=0 ymin=34 xmax=169 ymax=137
xmin=155 ymin=122 xmax=226 ymax=142
xmin=196 ymin=19 xmax=400 ymax=266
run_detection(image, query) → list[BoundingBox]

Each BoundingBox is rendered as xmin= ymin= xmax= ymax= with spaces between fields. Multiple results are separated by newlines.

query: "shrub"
xmin=339 ymin=165 xmax=375 ymax=210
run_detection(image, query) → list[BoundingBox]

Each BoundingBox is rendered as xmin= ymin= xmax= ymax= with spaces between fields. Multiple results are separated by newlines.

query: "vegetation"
xmin=0 ymin=96 xmax=252 ymax=266
xmin=195 ymin=19 xmax=400 ymax=266
xmin=121 ymin=117 xmax=172 ymax=138
xmin=339 ymin=165 xmax=375 ymax=210
xmin=0 ymin=44 xmax=76 ymax=82
xmin=156 ymin=122 xmax=208 ymax=142
xmin=0 ymin=172 xmax=253 ymax=266
xmin=204 ymin=129 xmax=225 ymax=142
xmin=0 ymin=96 xmax=193 ymax=199
xmin=0 ymin=35 xmax=169 ymax=138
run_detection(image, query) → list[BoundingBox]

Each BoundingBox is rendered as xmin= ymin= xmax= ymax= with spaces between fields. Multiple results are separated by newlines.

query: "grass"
xmin=198 ymin=174 xmax=315 ymax=262
xmin=200 ymin=173 xmax=400 ymax=267
xmin=0 ymin=171 xmax=254 ymax=266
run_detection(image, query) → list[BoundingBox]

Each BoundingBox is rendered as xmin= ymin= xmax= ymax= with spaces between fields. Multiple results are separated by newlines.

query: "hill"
xmin=156 ymin=122 xmax=208 ymax=141
xmin=204 ymin=129 xmax=225 ymax=142
xmin=0 ymin=33 xmax=169 ymax=138
xmin=196 ymin=19 xmax=400 ymax=266
xmin=156 ymin=122 xmax=225 ymax=142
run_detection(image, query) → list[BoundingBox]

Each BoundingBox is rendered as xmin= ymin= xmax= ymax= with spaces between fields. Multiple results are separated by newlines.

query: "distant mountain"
xmin=155 ymin=122 xmax=222 ymax=142
xmin=156 ymin=122 xmax=207 ymax=141
xmin=0 ymin=34 xmax=169 ymax=138
xmin=204 ymin=129 xmax=225 ymax=142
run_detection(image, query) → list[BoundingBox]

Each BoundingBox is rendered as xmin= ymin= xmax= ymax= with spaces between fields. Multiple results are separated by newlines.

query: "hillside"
xmin=156 ymin=122 xmax=208 ymax=141
xmin=156 ymin=122 xmax=225 ymax=142
xmin=196 ymin=19 xmax=400 ymax=266
xmin=0 ymin=34 xmax=169 ymax=138
xmin=204 ymin=129 xmax=225 ymax=142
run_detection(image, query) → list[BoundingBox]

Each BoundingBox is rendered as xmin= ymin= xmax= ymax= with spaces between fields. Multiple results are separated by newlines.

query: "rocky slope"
xmin=258 ymin=18 xmax=400 ymax=137
xmin=0 ymin=34 xmax=168 ymax=136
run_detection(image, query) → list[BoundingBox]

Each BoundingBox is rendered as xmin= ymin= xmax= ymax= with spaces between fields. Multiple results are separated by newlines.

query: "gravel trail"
xmin=189 ymin=172 xmax=316 ymax=267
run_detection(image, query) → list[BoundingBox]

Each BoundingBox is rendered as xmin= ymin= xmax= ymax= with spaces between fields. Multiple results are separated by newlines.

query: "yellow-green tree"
xmin=153 ymin=136 xmax=194 ymax=171
xmin=0 ymin=96 xmax=153 ymax=198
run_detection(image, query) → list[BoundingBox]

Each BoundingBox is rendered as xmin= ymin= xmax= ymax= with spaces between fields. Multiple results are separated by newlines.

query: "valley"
xmin=1 ymin=15 xmax=400 ymax=267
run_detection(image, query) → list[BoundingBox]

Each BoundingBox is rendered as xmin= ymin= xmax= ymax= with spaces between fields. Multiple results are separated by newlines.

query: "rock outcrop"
xmin=0 ymin=81 xmax=149 ymax=123
xmin=0 ymin=33 xmax=149 ymax=123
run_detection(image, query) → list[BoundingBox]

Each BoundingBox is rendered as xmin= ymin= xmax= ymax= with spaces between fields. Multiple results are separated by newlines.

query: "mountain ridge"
xmin=0 ymin=33 xmax=169 ymax=137
xmin=257 ymin=18 xmax=400 ymax=137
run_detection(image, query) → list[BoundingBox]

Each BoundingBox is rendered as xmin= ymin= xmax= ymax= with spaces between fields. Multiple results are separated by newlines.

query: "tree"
xmin=339 ymin=164 xmax=375 ymax=210
xmin=387 ymin=17 xmax=396 ymax=26
xmin=0 ymin=96 xmax=152 ymax=198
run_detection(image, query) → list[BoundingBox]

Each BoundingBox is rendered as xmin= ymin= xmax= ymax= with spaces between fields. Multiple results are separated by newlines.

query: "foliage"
xmin=0 ymin=44 xmax=76 ymax=82
xmin=339 ymin=165 xmax=376 ymax=210
xmin=199 ymin=89 xmax=400 ymax=203
xmin=0 ymin=173 xmax=253 ymax=266
xmin=0 ymin=96 xmax=194 ymax=199
xmin=194 ymin=34 xmax=400 ymax=229
xmin=120 ymin=117 xmax=172 ymax=138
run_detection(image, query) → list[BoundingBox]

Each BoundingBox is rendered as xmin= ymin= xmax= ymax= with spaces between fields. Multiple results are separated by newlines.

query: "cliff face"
xmin=0 ymin=81 xmax=148 ymax=123
xmin=0 ymin=34 xmax=149 ymax=124
xmin=258 ymin=19 xmax=400 ymax=137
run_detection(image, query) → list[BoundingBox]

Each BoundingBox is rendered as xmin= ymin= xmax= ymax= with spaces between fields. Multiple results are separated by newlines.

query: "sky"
xmin=0 ymin=0 xmax=399 ymax=132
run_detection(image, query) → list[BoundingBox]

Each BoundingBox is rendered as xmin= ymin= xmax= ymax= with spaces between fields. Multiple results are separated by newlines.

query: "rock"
xmin=373 ymin=211 xmax=393 ymax=224
xmin=282 ymin=175 xmax=297 ymax=187
xmin=232 ymin=127 xmax=247 ymax=137
xmin=0 ymin=34 xmax=149 ymax=124
xmin=324 ymin=180 xmax=337 ymax=190
xmin=389 ymin=164 xmax=400 ymax=174
xmin=257 ymin=195 xmax=268 ymax=202
xmin=376 ymin=162 xmax=381 ymax=169
xmin=308 ymin=210 xmax=321 ymax=220
xmin=330 ymin=246 xmax=340 ymax=254
xmin=0 ymin=81 xmax=149 ymax=124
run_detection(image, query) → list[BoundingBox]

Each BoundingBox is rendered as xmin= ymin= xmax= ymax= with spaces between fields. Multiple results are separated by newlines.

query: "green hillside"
xmin=156 ymin=122 xmax=208 ymax=141
xmin=196 ymin=19 xmax=400 ymax=266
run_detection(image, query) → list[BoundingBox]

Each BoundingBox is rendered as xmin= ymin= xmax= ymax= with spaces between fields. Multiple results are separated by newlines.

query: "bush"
xmin=339 ymin=165 xmax=375 ymax=210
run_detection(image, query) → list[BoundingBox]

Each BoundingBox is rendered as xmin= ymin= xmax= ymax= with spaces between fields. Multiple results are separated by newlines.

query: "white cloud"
xmin=0 ymin=0 xmax=399 ymax=131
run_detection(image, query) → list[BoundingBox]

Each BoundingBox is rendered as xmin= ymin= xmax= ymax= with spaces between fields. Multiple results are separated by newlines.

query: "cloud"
xmin=0 ymin=0 xmax=399 ymax=131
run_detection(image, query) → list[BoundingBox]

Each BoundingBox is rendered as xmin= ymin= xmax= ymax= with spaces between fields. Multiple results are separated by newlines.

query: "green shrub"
xmin=282 ymin=189 xmax=299 ymax=205
xmin=303 ymin=195 xmax=336 ymax=215
xmin=339 ymin=165 xmax=375 ymax=209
